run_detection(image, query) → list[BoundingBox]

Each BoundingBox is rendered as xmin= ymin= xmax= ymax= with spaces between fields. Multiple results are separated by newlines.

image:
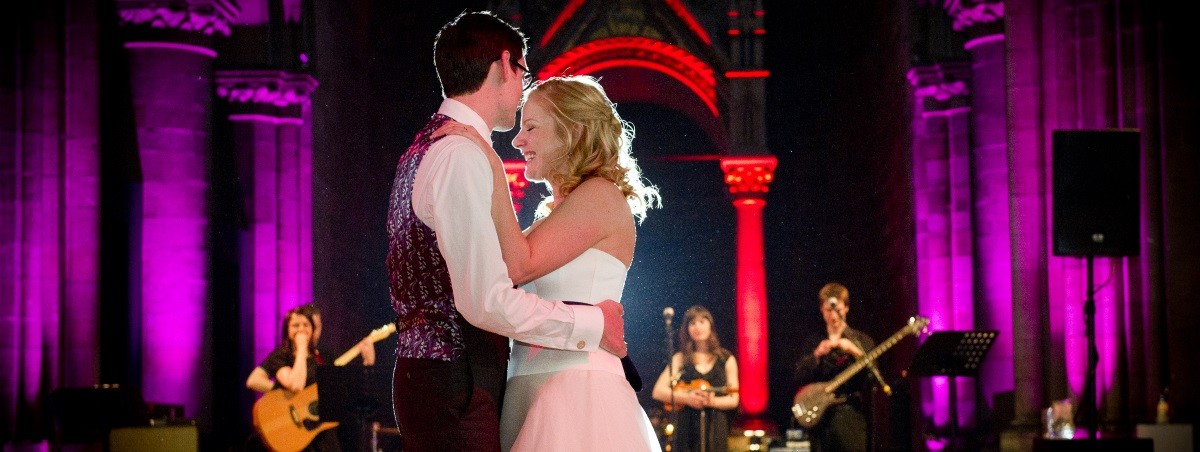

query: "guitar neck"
xmin=332 ymin=322 xmax=396 ymax=367
xmin=333 ymin=347 xmax=363 ymax=367
xmin=825 ymin=325 xmax=915 ymax=392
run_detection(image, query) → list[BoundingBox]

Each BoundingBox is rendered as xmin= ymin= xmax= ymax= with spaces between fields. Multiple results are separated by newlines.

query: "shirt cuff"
xmin=567 ymin=304 xmax=604 ymax=352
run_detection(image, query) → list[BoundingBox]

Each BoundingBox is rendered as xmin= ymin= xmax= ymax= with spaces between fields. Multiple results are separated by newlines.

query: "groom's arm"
xmin=414 ymin=137 xmax=604 ymax=352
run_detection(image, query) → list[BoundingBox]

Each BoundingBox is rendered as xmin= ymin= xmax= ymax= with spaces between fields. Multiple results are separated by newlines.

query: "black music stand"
xmin=909 ymin=330 xmax=998 ymax=449
xmin=317 ymin=365 xmax=393 ymax=452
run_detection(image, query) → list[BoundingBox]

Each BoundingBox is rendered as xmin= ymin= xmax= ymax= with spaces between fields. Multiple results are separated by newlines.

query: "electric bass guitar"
xmin=791 ymin=315 xmax=929 ymax=429
xmin=253 ymin=322 xmax=397 ymax=452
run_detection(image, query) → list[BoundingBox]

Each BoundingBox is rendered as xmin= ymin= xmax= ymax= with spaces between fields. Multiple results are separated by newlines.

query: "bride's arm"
xmin=432 ymin=121 xmax=618 ymax=285
xmin=499 ymin=178 xmax=624 ymax=284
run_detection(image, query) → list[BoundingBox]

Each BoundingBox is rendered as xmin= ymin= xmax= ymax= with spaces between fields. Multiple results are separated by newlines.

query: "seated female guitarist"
xmin=652 ymin=305 xmax=740 ymax=452
xmin=245 ymin=304 xmax=375 ymax=451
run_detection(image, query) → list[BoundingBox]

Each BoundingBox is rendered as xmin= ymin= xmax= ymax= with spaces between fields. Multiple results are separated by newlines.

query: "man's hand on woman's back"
xmin=596 ymin=300 xmax=627 ymax=357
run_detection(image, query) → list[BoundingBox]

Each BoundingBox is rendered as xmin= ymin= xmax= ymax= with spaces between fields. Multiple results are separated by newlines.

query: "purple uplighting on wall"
xmin=910 ymin=62 xmax=974 ymax=436
xmin=217 ymin=70 xmax=318 ymax=363
xmin=962 ymin=28 xmax=1014 ymax=425
xmin=2 ymin=1 xmax=103 ymax=439
xmin=125 ymin=40 xmax=215 ymax=418
xmin=1050 ymin=256 xmax=1125 ymax=418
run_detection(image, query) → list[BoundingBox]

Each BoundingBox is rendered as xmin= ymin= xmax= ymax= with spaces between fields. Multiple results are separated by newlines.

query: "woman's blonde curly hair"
xmin=523 ymin=75 xmax=661 ymax=222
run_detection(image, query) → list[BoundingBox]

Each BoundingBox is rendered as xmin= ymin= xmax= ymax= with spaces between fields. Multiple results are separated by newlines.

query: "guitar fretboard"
xmin=825 ymin=316 xmax=928 ymax=392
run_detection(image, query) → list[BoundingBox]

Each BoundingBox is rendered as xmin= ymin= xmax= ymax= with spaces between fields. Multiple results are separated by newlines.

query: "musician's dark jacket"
xmin=793 ymin=327 xmax=877 ymax=410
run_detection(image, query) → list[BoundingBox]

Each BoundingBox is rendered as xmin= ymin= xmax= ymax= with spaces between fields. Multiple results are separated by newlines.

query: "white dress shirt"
xmin=410 ymin=98 xmax=603 ymax=352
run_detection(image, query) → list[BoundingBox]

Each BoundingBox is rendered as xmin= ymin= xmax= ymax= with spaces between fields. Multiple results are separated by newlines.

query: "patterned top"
xmin=386 ymin=113 xmax=463 ymax=361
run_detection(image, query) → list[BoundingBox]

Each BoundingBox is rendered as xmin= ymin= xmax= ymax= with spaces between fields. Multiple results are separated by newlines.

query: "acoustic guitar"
xmin=253 ymin=322 xmax=397 ymax=452
xmin=663 ymin=378 xmax=739 ymax=411
xmin=791 ymin=315 xmax=929 ymax=429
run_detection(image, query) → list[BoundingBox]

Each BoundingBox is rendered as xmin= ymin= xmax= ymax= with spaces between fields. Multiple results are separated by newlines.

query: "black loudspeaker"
xmin=1052 ymin=130 xmax=1140 ymax=256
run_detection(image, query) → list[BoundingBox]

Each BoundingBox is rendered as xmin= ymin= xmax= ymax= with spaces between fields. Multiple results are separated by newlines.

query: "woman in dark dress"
xmin=652 ymin=305 xmax=740 ymax=452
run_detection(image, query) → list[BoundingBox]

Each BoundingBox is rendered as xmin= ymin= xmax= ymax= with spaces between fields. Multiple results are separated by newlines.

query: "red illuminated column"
xmin=502 ymin=160 xmax=530 ymax=213
xmin=720 ymin=155 xmax=776 ymax=419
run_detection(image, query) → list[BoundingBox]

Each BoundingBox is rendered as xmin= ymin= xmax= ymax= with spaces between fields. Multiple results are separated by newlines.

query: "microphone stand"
xmin=832 ymin=301 xmax=891 ymax=395
xmin=665 ymin=311 xmax=676 ymax=451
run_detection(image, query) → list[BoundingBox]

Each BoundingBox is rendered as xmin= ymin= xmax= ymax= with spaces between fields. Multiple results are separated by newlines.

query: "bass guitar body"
xmin=790 ymin=382 xmax=844 ymax=429
xmin=253 ymin=384 xmax=339 ymax=452
xmin=790 ymin=316 xmax=930 ymax=430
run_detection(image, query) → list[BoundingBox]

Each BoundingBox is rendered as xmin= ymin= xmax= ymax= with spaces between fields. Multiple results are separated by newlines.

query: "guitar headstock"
xmin=367 ymin=322 xmax=397 ymax=343
xmin=907 ymin=315 xmax=931 ymax=336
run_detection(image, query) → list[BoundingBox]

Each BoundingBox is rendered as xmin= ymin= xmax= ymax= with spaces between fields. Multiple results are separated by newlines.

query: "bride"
xmin=438 ymin=74 xmax=662 ymax=451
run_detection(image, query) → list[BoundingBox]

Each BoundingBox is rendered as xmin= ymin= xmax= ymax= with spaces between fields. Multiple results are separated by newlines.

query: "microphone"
xmin=663 ymin=306 xmax=675 ymax=326
xmin=828 ymin=298 xmax=844 ymax=322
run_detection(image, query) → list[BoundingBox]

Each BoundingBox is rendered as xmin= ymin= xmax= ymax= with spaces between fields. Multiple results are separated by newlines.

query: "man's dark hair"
xmin=434 ymin=11 xmax=527 ymax=97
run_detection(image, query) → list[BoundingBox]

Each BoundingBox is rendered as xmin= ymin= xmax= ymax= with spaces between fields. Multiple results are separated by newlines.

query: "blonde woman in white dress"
xmin=437 ymin=74 xmax=662 ymax=451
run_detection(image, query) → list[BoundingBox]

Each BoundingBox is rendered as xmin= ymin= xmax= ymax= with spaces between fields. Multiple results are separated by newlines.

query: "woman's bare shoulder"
xmin=571 ymin=177 xmax=627 ymax=207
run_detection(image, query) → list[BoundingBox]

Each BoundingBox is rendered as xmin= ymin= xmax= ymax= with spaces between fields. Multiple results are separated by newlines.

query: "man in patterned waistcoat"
xmin=386 ymin=11 xmax=628 ymax=451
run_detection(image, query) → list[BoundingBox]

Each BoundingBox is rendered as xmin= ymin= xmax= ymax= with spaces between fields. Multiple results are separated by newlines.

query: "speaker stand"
xmin=1080 ymin=254 xmax=1100 ymax=439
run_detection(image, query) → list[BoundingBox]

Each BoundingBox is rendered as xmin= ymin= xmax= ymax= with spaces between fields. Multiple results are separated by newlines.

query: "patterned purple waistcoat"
xmin=387 ymin=114 xmax=506 ymax=363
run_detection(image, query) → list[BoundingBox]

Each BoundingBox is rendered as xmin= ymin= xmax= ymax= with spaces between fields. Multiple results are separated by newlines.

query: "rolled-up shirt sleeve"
xmin=413 ymin=136 xmax=603 ymax=351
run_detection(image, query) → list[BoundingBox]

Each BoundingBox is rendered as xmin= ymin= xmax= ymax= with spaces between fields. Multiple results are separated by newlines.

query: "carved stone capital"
xmin=914 ymin=80 xmax=969 ymax=102
xmin=943 ymin=0 xmax=1005 ymax=32
xmin=215 ymin=70 xmax=318 ymax=108
xmin=907 ymin=63 xmax=971 ymax=112
xmin=116 ymin=0 xmax=240 ymax=36
xmin=720 ymin=155 xmax=777 ymax=196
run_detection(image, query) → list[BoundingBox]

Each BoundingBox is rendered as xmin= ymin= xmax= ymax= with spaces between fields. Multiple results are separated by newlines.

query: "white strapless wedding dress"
xmin=501 ymin=248 xmax=661 ymax=452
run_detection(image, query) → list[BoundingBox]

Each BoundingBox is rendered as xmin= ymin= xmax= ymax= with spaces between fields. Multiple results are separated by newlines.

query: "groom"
xmin=387 ymin=11 xmax=628 ymax=451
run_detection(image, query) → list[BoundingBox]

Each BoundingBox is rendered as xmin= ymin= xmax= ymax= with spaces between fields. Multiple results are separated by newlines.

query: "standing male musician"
xmin=793 ymin=282 xmax=876 ymax=452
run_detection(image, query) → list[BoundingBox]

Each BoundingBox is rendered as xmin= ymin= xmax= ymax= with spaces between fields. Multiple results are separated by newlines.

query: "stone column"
xmin=908 ymin=62 xmax=974 ymax=434
xmin=117 ymin=0 xmax=237 ymax=418
xmin=1 ymin=0 xmax=102 ymax=440
xmin=719 ymin=155 xmax=775 ymax=421
xmin=945 ymin=0 xmax=1015 ymax=426
xmin=723 ymin=0 xmax=773 ymax=423
xmin=2 ymin=3 xmax=68 ymax=436
xmin=62 ymin=0 xmax=103 ymax=390
xmin=1004 ymin=0 xmax=1050 ymax=447
xmin=215 ymin=70 xmax=317 ymax=367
